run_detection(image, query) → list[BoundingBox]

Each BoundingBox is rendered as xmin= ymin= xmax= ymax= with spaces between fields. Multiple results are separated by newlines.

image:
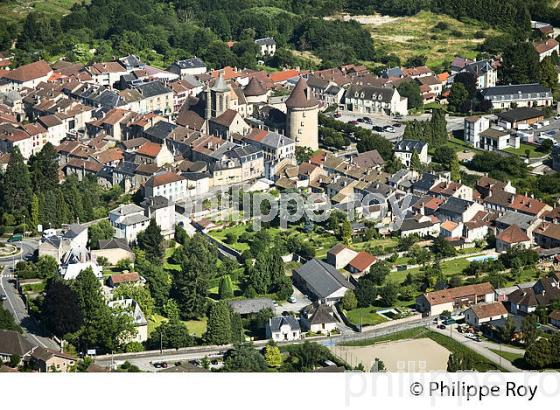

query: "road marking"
xmin=1 ymin=267 xmax=19 ymax=321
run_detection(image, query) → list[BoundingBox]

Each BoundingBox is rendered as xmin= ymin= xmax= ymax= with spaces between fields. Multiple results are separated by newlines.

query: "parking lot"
xmin=325 ymin=110 xmax=469 ymax=143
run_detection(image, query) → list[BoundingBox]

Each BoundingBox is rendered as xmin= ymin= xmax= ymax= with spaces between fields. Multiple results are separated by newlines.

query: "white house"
xmin=266 ymin=316 xmax=301 ymax=341
xmin=300 ymin=303 xmax=338 ymax=334
xmin=416 ymin=282 xmax=495 ymax=316
xmin=464 ymin=116 xmax=490 ymax=147
xmin=394 ymin=140 xmax=429 ymax=166
xmin=0 ymin=60 xmax=53 ymax=92
xmin=534 ymin=38 xmax=559 ymax=61
xmin=344 ymin=85 xmax=408 ymax=116
xmin=464 ymin=302 xmax=508 ymax=327
xmin=326 ymin=243 xmax=358 ymax=270
xmin=109 ymin=203 xmax=150 ymax=243
xmin=168 ymin=58 xmax=207 ymax=78
xmin=144 ymin=171 xmax=188 ymax=203
xmin=254 ymin=37 xmax=276 ymax=57
xmin=142 ymin=196 xmax=176 ymax=239
xmin=480 ymin=84 xmax=553 ymax=110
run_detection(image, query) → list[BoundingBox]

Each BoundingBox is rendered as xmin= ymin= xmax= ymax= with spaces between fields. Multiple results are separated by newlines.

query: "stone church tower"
xmin=285 ymin=78 xmax=319 ymax=151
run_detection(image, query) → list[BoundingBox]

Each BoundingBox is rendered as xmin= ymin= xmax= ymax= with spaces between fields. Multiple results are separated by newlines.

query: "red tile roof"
xmin=423 ymin=282 xmax=495 ymax=306
xmin=496 ymin=224 xmax=530 ymax=244
xmin=3 ymin=60 xmax=51 ymax=82
xmin=348 ymin=251 xmax=377 ymax=272
xmin=136 ymin=142 xmax=162 ymax=158
xmin=145 ymin=171 xmax=185 ymax=188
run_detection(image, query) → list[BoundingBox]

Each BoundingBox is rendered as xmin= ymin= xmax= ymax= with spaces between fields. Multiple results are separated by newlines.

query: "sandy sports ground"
xmin=331 ymin=338 xmax=451 ymax=372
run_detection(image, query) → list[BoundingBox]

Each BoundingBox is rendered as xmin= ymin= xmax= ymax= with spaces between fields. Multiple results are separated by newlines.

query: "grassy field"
xmin=0 ymin=0 xmax=81 ymax=23
xmin=389 ymin=253 xmax=482 ymax=283
xmin=344 ymin=307 xmax=389 ymax=327
xmin=148 ymin=314 xmax=208 ymax=338
xmin=363 ymin=11 xmax=500 ymax=70
xmin=504 ymin=143 xmax=545 ymax=159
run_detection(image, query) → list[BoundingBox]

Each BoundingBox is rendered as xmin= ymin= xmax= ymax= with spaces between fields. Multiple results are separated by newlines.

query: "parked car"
xmin=7 ymin=234 xmax=22 ymax=243
xmin=348 ymin=120 xmax=358 ymax=125
xmin=334 ymin=112 xmax=342 ymax=118
xmin=438 ymin=324 xmax=446 ymax=330
xmin=288 ymin=296 xmax=297 ymax=303
xmin=0 ymin=294 xmax=7 ymax=301
xmin=363 ymin=117 xmax=372 ymax=124
xmin=383 ymin=126 xmax=395 ymax=133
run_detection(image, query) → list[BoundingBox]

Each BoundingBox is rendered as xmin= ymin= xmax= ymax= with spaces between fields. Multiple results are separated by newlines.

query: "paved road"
xmin=0 ymin=239 xmax=58 ymax=350
xmin=431 ymin=324 xmax=521 ymax=372
xmin=95 ymin=316 xmax=433 ymax=371
xmin=1 ymin=266 xmax=58 ymax=350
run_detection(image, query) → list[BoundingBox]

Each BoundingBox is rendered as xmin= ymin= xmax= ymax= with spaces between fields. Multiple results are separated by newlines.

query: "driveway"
xmin=431 ymin=324 xmax=521 ymax=372
xmin=274 ymin=286 xmax=311 ymax=315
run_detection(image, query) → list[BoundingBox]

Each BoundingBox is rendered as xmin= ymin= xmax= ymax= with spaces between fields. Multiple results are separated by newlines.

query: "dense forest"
xmin=0 ymin=0 xmax=559 ymax=69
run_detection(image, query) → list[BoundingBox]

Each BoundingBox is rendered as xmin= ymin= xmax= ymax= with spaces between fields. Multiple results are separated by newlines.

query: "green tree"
xmin=206 ymin=301 xmax=232 ymax=345
xmin=147 ymin=319 xmax=193 ymax=350
xmin=524 ymin=338 xmax=552 ymax=369
xmin=223 ymin=342 xmax=267 ymax=372
xmin=397 ymin=80 xmax=422 ymax=110
xmin=29 ymin=143 xmax=59 ymax=192
xmin=379 ymin=282 xmax=399 ymax=307
xmin=264 ymin=342 xmax=283 ymax=368
xmin=501 ymin=42 xmax=540 ymax=84
xmin=448 ymin=82 xmax=470 ymax=113
xmin=89 ymin=220 xmax=114 ymax=249
xmin=1 ymin=147 xmax=33 ymax=223
xmin=43 ymin=277 xmax=82 ymax=338
xmin=113 ymin=284 xmax=155 ymax=317
xmin=137 ymin=219 xmax=164 ymax=261
xmin=521 ymin=315 xmax=538 ymax=346
xmin=219 ymin=275 xmax=234 ymax=299
xmin=538 ymin=56 xmax=559 ymax=95
xmin=36 ymin=255 xmax=59 ymax=279
xmin=30 ymin=194 xmax=40 ymax=233
xmin=0 ymin=305 xmax=22 ymax=333
xmin=341 ymin=290 xmax=358 ymax=310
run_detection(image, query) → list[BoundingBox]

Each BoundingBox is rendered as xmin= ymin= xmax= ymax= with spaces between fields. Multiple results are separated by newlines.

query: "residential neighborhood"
xmin=3 ymin=1 xmax=560 ymax=395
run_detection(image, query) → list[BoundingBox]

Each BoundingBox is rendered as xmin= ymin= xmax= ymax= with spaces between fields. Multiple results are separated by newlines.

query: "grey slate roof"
xmin=268 ymin=316 xmax=300 ymax=332
xmin=495 ymin=211 xmax=536 ymax=231
xmin=294 ymin=259 xmax=354 ymax=299
xmin=439 ymin=197 xmax=474 ymax=215
xmin=345 ymin=84 xmax=395 ymax=103
xmin=395 ymin=139 xmax=427 ymax=153
xmin=98 ymin=237 xmax=131 ymax=252
xmin=173 ymin=57 xmax=206 ymax=70
xmin=144 ymin=121 xmax=177 ymax=142
xmin=255 ymin=37 xmax=276 ymax=46
xmin=63 ymin=223 xmax=86 ymax=239
xmin=229 ymin=298 xmax=274 ymax=315
xmin=481 ymin=84 xmax=551 ymax=99
xmin=134 ymin=81 xmax=171 ymax=99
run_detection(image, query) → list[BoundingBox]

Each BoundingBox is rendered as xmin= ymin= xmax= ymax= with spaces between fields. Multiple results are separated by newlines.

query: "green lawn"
xmin=148 ymin=314 xmax=207 ymax=338
xmin=504 ymin=143 xmax=544 ymax=159
xmin=489 ymin=349 xmax=523 ymax=363
xmin=344 ymin=307 xmax=389 ymax=327
xmin=389 ymin=254 xmax=482 ymax=283
xmin=364 ymin=11 xmax=500 ymax=70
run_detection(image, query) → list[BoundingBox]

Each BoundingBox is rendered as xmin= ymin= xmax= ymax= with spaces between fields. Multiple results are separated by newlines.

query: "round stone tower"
xmin=285 ymin=78 xmax=319 ymax=151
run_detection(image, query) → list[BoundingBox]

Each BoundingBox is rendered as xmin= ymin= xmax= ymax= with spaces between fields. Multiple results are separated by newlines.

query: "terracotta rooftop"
xmin=136 ymin=142 xmax=162 ymax=158
xmin=496 ymin=224 xmax=530 ymax=244
xmin=3 ymin=60 xmax=51 ymax=82
xmin=145 ymin=171 xmax=185 ymax=188
xmin=348 ymin=251 xmax=377 ymax=272
xmin=423 ymin=282 xmax=495 ymax=306
xmin=469 ymin=302 xmax=508 ymax=319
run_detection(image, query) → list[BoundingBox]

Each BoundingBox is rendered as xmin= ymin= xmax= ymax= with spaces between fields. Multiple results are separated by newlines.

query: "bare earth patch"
xmin=331 ymin=338 xmax=451 ymax=372
xmin=325 ymin=13 xmax=402 ymax=27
